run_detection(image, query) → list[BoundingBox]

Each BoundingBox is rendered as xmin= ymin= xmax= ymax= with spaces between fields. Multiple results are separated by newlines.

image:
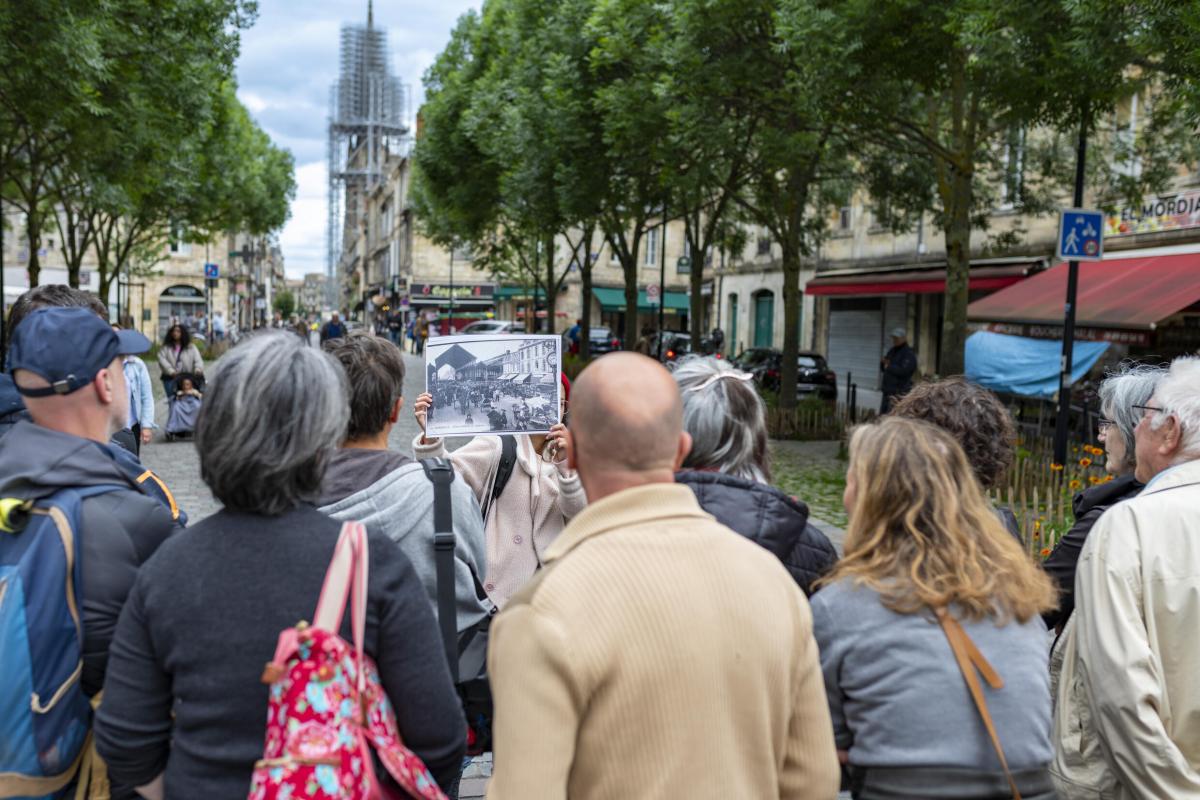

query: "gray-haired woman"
xmin=671 ymin=355 xmax=837 ymax=595
xmin=1042 ymin=363 xmax=1165 ymax=630
xmin=94 ymin=332 xmax=466 ymax=798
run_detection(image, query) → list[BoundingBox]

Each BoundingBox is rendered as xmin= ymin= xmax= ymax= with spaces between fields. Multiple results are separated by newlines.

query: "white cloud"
xmin=235 ymin=0 xmax=482 ymax=278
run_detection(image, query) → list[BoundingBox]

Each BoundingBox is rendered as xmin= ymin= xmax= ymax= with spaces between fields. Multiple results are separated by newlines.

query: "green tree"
xmin=273 ymin=290 xmax=296 ymax=319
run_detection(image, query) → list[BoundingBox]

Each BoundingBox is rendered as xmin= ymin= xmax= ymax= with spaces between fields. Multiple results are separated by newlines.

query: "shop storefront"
xmin=157 ymin=284 xmax=207 ymax=339
xmin=409 ymin=281 xmax=497 ymax=335
xmin=592 ymin=286 xmax=690 ymax=339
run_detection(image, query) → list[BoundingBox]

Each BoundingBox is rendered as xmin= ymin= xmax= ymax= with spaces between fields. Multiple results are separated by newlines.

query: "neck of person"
xmin=342 ymin=424 xmax=392 ymax=452
xmin=578 ymin=466 xmax=677 ymax=504
xmin=32 ymin=410 xmax=115 ymax=445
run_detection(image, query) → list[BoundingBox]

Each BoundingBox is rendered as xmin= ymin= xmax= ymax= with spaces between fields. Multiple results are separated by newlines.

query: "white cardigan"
xmin=413 ymin=433 xmax=587 ymax=607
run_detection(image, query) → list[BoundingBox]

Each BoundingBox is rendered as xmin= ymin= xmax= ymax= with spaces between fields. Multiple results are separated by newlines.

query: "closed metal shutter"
xmin=828 ymin=298 xmax=883 ymax=391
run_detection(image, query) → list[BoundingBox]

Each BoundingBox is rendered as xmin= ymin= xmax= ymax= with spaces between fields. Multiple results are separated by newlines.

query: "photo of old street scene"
xmin=424 ymin=335 xmax=562 ymax=437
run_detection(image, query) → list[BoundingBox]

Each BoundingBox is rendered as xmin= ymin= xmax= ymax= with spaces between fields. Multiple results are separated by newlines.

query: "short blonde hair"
xmin=825 ymin=416 xmax=1055 ymax=623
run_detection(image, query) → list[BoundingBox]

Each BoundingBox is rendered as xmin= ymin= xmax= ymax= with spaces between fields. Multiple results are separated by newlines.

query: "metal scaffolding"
xmin=326 ymin=0 xmax=409 ymax=310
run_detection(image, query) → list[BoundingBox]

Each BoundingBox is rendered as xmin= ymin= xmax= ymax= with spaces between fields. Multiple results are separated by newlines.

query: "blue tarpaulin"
xmin=965 ymin=331 xmax=1109 ymax=399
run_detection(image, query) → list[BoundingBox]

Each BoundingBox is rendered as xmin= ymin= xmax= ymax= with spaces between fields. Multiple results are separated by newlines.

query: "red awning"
xmin=967 ymin=252 xmax=1200 ymax=329
xmin=805 ymin=262 xmax=1037 ymax=296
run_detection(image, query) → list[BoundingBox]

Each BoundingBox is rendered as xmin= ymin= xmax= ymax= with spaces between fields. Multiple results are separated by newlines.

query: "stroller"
xmin=165 ymin=372 xmax=203 ymax=441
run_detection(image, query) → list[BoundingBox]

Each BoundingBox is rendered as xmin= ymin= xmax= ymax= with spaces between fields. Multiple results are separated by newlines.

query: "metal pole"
xmin=1 ymin=196 xmax=6 ymax=363
xmin=657 ymin=208 xmax=667 ymax=360
xmin=448 ymin=247 xmax=454 ymax=334
xmin=1053 ymin=107 xmax=1090 ymax=466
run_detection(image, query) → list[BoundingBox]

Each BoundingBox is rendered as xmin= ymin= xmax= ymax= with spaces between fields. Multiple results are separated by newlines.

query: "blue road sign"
xmin=204 ymin=262 xmax=219 ymax=279
xmin=1057 ymin=208 xmax=1104 ymax=261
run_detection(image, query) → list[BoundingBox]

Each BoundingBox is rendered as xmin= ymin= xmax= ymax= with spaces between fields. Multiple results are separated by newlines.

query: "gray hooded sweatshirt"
xmin=319 ymin=449 xmax=494 ymax=634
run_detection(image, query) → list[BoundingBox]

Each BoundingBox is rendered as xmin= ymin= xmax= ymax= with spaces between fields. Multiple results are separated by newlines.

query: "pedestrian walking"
xmin=318 ymin=333 xmax=493 ymax=639
xmin=879 ymin=326 xmax=916 ymax=413
xmin=671 ymin=356 xmax=835 ymax=595
xmin=211 ymin=310 xmax=226 ymax=342
xmin=1052 ymin=357 xmax=1200 ymax=799
xmin=94 ymin=332 xmax=465 ymax=797
xmin=157 ymin=323 xmax=204 ymax=396
xmin=813 ymin=416 xmax=1057 ymax=799
xmin=413 ymin=372 xmax=585 ymax=608
xmin=319 ymin=311 xmax=347 ymax=343
xmin=1041 ymin=364 xmax=1162 ymax=631
xmin=890 ymin=376 xmax=1023 ymax=538
xmin=0 ymin=307 xmax=176 ymax=798
xmin=486 ymin=353 xmax=840 ymax=799
xmin=113 ymin=324 xmax=157 ymax=455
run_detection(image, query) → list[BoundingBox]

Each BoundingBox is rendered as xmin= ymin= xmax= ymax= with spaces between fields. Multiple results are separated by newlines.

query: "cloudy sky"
xmin=234 ymin=0 xmax=480 ymax=279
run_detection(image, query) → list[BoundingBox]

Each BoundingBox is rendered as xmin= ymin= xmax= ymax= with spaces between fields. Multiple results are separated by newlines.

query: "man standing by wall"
xmin=486 ymin=353 xmax=839 ymax=799
xmin=319 ymin=311 xmax=347 ymax=343
xmin=880 ymin=327 xmax=917 ymax=413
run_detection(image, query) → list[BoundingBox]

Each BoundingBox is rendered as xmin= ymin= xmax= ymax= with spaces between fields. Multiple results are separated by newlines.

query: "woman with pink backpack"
xmin=94 ymin=332 xmax=465 ymax=798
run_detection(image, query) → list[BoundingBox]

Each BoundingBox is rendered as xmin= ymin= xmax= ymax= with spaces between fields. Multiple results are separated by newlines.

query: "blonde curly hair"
xmin=825 ymin=416 xmax=1055 ymax=623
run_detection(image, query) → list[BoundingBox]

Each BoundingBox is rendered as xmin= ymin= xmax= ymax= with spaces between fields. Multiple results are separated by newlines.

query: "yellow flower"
xmin=1050 ymin=463 xmax=1065 ymax=472
xmin=1041 ymin=548 xmax=1052 ymax=558
xmin=1079 ymin=457 xmax=1093 ymax=468
xmin=1089 ymin=476 xmax=1102 ymax=485
xmin=1069 ymin=479 xmax=1082 ymax=490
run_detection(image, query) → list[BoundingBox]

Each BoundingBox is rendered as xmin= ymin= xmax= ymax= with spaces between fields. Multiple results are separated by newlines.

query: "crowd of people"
xmin=2 ymin=282 xmax=1199 ymax=800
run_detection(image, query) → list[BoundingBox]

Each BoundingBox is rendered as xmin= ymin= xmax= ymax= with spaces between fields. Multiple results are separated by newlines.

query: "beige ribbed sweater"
xmin=487 ymin=483 xmax=840 ymax=800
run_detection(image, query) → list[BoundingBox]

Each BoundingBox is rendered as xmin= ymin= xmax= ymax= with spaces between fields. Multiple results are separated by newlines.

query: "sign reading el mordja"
xmin=424 ymin=334 xmax=562 ymax=438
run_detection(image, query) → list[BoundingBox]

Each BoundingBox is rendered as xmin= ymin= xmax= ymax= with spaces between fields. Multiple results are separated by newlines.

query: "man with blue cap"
xmin=0 ymin=307 xmax=176 ymax=711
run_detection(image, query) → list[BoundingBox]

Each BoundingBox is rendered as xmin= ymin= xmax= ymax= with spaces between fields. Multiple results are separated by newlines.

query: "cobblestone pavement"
xmin=139 ymin=345 xmax=845 ymax=797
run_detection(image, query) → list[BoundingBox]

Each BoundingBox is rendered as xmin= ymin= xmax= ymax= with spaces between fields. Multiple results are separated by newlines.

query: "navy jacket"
xmin=675 ymin=470 xmax=837 ymax=595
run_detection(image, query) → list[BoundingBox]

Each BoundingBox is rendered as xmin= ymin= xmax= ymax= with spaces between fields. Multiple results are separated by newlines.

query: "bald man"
xmin=486 ymin=354 xmax=839 ymax=800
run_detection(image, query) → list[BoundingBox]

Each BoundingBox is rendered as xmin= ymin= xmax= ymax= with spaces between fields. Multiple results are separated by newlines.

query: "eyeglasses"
xmin=1132 ymin=404 xmax=1166 ymax=418
xmin=1097 ymin=417 xmax=1115 ymax=432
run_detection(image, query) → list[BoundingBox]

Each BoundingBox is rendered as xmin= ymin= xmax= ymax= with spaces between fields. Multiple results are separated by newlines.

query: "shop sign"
xmin=162 ymin=284 xmax=205 ymax=299
xmin=1105 ymin=189 xmax=1200 ymax=237
xmin=411 ymin=283 xmax=496 ymax=301
xmin=974 ymin=321 xmax=1151 ymax=347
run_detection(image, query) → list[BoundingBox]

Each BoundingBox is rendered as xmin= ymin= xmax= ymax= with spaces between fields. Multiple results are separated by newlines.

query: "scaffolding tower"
xmin=326 ymin=0 xmax=409 ymax=310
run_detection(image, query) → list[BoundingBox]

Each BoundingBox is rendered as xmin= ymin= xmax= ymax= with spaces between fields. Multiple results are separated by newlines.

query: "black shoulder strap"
xmin=421 ymin=457 xmax=459 ymax=683
xmin=482 ymin=435 xmax=519 ymax=522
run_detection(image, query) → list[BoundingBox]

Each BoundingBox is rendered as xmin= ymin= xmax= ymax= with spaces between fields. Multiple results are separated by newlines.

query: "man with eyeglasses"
xmin=1052 ymin=357 xmax=1200 ymax=799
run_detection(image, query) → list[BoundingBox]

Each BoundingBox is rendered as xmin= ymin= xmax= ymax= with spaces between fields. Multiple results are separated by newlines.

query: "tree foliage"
xmin=0 ymin=0 xmax=293 ymax=302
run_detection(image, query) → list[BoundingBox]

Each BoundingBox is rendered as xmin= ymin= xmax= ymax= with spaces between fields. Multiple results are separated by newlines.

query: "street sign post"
xmin=646 ymin=283 xmax=661 ymax=306
xmin=677 ymin=256 xmax=692 ymax=274
xmin=204 ymin=262 xmax=220 ymax=280
xmin=1057 ymin=209 xmax=1104 ymax=262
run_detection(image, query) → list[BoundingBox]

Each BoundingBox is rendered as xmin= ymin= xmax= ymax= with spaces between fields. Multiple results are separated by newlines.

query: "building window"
xmin=839 ymin=207 xmax=852 ymax=230
xmin=644 ymin=227 xmax=659 ymax=266
xmin=610 ymin=245 xmax=620 ymax=264
xmin=452 ymin=243 xmax=473 ymax=261
xmin=169 ymin=224 xmax=191 ymax=257
xmin=1114 ymin=92 xmax=1143 ymax=180
xmin=756 ymin=236 xmax=771 ymax=256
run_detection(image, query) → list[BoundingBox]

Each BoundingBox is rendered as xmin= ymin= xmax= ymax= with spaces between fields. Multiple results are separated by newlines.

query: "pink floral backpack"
xmin=247 ymin=522 xmax=447 ymax=800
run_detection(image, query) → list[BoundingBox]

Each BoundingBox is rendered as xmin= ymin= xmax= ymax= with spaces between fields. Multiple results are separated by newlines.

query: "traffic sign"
xmin=204 ymin=262 xmax=220 ymax=279
xmin=676 ymin=256 xmax=692 ymax=273
xmin=1057 ymin=208 xmax=1104 ymax=261
xmin=646 ymin=283 xmax=661 ymax=306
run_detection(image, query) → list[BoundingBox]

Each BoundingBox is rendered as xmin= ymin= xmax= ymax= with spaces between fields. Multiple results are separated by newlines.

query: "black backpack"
xmin=420 ymin=458 xmax=496 ymax=754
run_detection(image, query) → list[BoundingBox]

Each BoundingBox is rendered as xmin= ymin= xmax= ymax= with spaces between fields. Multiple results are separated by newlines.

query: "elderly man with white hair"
xmin=1052 ymin=356 xmax=1200 ymax=799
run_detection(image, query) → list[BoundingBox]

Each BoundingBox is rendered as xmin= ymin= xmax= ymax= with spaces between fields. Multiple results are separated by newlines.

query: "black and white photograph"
xmin=424 ymin=334 xmax=562 ymax=437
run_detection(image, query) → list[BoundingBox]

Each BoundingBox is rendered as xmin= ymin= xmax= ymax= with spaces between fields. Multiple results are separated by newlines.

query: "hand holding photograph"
xmin=423 ymin=334 xmax=562 ymax=437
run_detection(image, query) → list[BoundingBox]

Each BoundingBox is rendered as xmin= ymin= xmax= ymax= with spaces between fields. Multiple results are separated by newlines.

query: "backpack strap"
xmin=314 ymin=522 xmax=369 ymax=696
xmin=481 ymin=435 xmax=518 ymax=523
xmin=421 ymin=458 xmax=460 ymax=684
xmin=935 ymin=607 xmax=1021 ymax=800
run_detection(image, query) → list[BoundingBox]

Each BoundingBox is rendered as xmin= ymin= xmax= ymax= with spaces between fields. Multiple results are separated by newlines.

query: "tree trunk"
xmin=622 ymin=256 xmax=639 ymax=352
xmin=544 ymin=235 xmax=556 ymax=333
xmin=687 ymin=224 xmax=704 ymax=346
xmin=779 ymin=239 xmax=802 ymax=411
xmin=578 ymin=225 xmax=596 ymax=363
xmin=939 ymin=167 xmax=972 ymax=376
xmin=25 ymin=206 xmax=42 ymax=287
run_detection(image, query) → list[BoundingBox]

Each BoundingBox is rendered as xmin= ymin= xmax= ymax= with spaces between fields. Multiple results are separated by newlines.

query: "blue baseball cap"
xmin=8 ymin=307 xmax=151 ymax=397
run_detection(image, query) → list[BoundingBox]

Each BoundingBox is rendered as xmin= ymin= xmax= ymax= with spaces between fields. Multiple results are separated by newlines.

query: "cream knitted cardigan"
xmin=412 ymin=433 xmax=587 ymax=607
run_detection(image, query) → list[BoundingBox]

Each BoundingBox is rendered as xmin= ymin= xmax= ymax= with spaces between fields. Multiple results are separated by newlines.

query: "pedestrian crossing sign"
xmin=1057 ymin=209 xmax=1104 ymax=262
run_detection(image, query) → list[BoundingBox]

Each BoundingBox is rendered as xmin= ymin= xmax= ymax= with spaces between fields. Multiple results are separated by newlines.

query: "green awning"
xmin=592 ymin=286 xmax=689 ymax=312
xmin=496 ymin=286 xmax=547 ymax=299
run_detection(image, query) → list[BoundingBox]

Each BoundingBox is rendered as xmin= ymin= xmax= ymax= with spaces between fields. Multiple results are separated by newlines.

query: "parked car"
xmin=457 ymin=319 xmax=526 ymax=335
xmin=733 ymin=347 xmax=837 ymax=400
xmin=645 ymin=331 xmax=691 ymax=365
xmin=588 ymin=325 xmax=622 ymax=355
